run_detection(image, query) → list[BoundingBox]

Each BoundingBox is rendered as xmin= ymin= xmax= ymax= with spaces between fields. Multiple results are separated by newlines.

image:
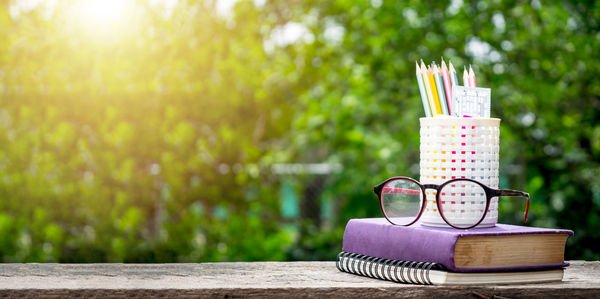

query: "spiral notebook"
xmin=336 ymin=252 xmax=564 ymax=285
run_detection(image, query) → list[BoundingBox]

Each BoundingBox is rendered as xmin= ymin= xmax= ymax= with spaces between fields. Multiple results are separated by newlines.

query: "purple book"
xmin=342 ymin=218 xmax=573 ymax=273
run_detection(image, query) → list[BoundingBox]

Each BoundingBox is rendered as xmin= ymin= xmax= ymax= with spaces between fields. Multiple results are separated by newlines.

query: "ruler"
xmin=451 ymin=86 xmax=491 ymax=118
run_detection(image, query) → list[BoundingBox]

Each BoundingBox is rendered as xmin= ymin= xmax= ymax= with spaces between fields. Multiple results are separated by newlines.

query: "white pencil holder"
xmin=419 ymin=117 xmax=501 ymax=228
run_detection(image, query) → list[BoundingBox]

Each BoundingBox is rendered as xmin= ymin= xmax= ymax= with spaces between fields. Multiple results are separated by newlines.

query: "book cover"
xmin=342 ymin=218 xmax=573 ymax=272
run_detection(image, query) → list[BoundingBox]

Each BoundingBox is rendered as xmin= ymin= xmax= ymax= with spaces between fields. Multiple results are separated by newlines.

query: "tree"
xmin=0 ymin=0 xmax=598 ymax=262
xmin=266 ymin=0 xmax=600 ymax=260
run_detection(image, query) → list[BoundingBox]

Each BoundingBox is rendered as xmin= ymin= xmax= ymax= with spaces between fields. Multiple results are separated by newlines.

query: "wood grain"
xmin=0 ymin=261 xmax=598 ymax=298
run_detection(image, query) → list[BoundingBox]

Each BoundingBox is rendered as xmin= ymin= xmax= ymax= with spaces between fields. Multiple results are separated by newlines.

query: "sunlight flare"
xmin=74 ymin=0 xmax=129 ymax=31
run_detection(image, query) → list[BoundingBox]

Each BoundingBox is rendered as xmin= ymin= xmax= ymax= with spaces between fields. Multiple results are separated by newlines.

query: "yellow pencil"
xmin=420 ymin=61 xmax=439 ymax=115
xmin=428 ymin=65 xmax=443 ymax=115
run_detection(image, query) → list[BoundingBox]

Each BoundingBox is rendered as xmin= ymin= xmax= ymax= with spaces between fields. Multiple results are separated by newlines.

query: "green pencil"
xmin=416 ymin=62 xmax=432 ymax=117
xmin=433 ymin=63 xmax=449 ymax=115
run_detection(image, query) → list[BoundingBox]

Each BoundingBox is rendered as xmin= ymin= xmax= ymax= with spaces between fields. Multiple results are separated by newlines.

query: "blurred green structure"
xmin=0 ymin=1 xmax=598 ymax=262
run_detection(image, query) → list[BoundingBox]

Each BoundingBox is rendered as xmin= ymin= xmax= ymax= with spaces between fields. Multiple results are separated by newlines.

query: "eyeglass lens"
xmin=438 ymin=180 xmax=487 ymax=229
xmin=381 ymin=179 xmax=423 ymax=225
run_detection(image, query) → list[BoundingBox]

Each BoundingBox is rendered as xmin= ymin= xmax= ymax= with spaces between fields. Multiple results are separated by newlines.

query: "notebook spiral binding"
xmin=336 ymin=251 xmax=446 ymax=285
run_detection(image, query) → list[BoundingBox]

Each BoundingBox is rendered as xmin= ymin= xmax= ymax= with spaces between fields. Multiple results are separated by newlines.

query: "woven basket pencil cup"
xmin=419 ymin=117 xmax=501 ymax=228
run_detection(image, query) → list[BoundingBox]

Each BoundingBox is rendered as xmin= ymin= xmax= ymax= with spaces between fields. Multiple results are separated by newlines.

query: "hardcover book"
xmin=342 ymin=218 xmax=573 ymax=272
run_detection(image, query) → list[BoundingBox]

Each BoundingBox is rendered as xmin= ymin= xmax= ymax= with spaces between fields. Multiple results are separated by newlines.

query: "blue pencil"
xmin=449 ymin=61 xmax=459 ymax=86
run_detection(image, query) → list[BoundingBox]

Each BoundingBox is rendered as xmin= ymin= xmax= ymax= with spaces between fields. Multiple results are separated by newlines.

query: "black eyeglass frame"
xmin=373 ymin=176 xmax=530 ymax=229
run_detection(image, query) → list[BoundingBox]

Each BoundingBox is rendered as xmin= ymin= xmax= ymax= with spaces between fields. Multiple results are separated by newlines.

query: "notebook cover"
xmin=336 ymin=251 xmax=565 ymax=285
xmin=341 ymin=218 xmax=573 ymax=272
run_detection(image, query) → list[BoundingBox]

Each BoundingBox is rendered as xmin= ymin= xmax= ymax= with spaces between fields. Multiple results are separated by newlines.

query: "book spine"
xmin=336 ymin=251 xmax=442 ymax=285
xmin=342 ymin=219 xmax=460 ymax=271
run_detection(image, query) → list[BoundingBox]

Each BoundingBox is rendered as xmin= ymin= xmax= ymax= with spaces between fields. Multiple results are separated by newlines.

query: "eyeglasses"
xmin=373 ymin=176 xmax=530 ymax=229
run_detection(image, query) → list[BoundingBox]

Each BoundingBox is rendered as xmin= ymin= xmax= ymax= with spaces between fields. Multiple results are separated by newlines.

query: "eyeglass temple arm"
xmin=496 ymin=189 xmax=530 ymax=223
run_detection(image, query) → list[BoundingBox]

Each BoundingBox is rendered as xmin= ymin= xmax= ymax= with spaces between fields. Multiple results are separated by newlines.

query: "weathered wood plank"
xmin=0 ymin=261 xmax=598 ymax=298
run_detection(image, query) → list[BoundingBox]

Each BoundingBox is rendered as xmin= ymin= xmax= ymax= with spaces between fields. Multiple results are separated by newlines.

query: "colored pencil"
xmin=440 ymin=58 xmax=452 ymax=114
xmin=416 ymin=62 xmax=432 ymax=117
xmin=428 ymin=65 xmax=443 ymax=115
xmin=420 ymin=61 xmax=439 ymax=115
xmin=449 ymin=61 xmax=459 ymax=87
xmin=469 ymin=64 xmax=477 ymax=87
xmin=433 ymin=63 xmax=448 ymax=115
xmin=463 ymin=66 xmax=469 ymax=87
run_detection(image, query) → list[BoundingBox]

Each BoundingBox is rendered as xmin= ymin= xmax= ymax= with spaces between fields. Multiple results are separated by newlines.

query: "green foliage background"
xmin=0 ymin=0 xmax=598 ymax=262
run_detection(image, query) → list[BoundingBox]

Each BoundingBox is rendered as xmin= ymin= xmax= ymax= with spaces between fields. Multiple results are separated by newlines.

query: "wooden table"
xmin=0 ymin=261 xmax=598 ymax=298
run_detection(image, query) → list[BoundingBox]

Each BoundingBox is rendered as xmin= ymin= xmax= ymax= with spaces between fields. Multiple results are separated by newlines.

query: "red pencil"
xmin=441 ymin=58 xmax=452 ymax=114
xmin=469 ymin=65 xmax=476 ymax=88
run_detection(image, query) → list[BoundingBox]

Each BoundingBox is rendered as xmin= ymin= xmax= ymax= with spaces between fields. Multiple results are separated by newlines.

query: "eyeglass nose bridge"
xmin=422 ymin=184 xmax=440 ymax=190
